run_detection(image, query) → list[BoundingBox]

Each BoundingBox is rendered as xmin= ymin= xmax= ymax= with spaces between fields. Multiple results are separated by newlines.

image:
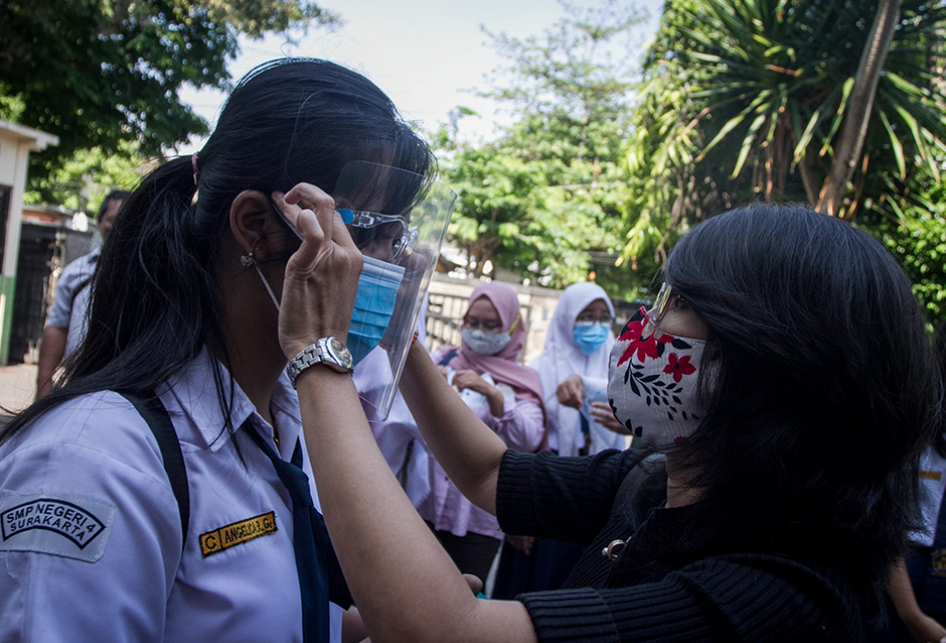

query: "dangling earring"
xmin=240 ymin=252 xmax=258 ymax=267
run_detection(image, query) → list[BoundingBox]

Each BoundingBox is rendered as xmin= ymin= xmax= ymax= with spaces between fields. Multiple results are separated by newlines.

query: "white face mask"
xmin=607 ymin=316 xmax=707 ymax=448
xmin=461 ymin=327 xmax=512 ymax=356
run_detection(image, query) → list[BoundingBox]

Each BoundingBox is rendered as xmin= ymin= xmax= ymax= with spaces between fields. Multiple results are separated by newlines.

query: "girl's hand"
xmin=590 ymin=402 xmax=631 ymax=435
xmin=556 ymin=374 xmax=584 ymax=409
xmin=453 ymin=370 xmax=493 ymax=396
xmin=454 ymin=370 xmax=506 ymax=418
xmin=273 ymin=184 xmax=363 ymax=360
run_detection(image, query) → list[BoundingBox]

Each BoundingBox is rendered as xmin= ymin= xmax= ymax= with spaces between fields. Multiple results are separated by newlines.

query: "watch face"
xmin=329 ymin=338 xmax=354 ymax=369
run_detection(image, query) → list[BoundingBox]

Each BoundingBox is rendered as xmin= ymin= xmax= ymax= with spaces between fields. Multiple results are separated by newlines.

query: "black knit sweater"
xmin=495 ymin=449 xmax=867 ymax=642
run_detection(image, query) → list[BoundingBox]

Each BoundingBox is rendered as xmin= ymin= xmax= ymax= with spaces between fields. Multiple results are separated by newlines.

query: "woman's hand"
xmin=556 ymin=374 xmax=584 ymax=409
xmin=590 ymin=402 xmax=631 ymax=435
xmin=273 ymin=184 xmax=363 ymax=360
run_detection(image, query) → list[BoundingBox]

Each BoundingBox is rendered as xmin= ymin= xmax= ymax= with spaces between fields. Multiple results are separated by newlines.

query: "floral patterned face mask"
xmin=607 ymin=313 xmax=707 ymax=448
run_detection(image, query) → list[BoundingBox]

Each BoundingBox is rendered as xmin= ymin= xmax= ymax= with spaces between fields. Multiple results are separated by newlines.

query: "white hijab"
xmin=529 ymin=283 xmax=619 ymax=456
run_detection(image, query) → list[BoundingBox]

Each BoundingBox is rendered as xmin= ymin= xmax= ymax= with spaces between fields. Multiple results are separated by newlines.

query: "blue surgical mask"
xmin=348 ymin=255 xmax=405 ymax=365
xmin=461 ymin=328 xmax=512 ymax=356
xmin=255 ymin=255 xmax=403 ymax=367
xmin=573 ymin=321 xmax=610 ymax=355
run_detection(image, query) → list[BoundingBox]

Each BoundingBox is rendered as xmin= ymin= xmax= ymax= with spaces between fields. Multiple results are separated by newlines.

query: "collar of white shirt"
xmin=157 ymin=348 xmax=302 ymax=453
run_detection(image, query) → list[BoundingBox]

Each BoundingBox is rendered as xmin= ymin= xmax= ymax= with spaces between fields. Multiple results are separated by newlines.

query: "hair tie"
xmin=191 ymin=152 xmax=199 ymax=186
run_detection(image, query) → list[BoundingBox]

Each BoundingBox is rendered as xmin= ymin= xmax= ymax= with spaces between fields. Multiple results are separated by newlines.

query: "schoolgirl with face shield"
xmin=0 ymin=58 xmax=448 ymax=643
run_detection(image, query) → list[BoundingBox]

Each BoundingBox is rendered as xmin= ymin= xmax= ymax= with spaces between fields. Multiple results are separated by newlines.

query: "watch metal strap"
xmin=286 ymin=338 xmax=351 ymax=387
xmin=286 ymin=343 xmax=322 ymax=387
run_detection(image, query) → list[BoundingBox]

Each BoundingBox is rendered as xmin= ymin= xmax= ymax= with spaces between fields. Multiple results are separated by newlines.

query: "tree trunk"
xmin=816 ymin=0 xmax=901 ymax=219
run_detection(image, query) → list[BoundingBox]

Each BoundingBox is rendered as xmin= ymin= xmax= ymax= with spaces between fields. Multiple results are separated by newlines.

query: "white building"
xmin=0 ymin=120 xmax=58 ymax=363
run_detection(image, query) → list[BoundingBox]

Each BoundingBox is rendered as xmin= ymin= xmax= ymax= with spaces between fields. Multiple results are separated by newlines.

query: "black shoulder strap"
xmin=119 ymin=392 xmax=190 ymax=549
xmin=438 ymin=348 xmax=459 ymax=366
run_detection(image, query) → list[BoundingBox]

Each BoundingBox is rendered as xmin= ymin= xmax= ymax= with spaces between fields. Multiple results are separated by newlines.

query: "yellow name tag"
xmin=933 ymin=549 xmax=946 ymax=577
xmin=200 ymin=511 xmax=277 ymax=557
xmin=921 ymin=470 xmax=943 ymax=481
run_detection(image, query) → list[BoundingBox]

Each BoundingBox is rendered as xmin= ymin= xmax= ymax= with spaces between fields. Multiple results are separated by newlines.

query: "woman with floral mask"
xmin=493 ymin=282 xmax=625 ymax=600
xmin=285 ymin=203 xmax=940 ymax=642
xmin=421 ymin=281 xmax=546 ymax=583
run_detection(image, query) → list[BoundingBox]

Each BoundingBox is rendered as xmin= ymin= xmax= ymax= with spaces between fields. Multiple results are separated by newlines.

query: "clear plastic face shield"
xmin=273 ymin=160 xmax=456 ymax=418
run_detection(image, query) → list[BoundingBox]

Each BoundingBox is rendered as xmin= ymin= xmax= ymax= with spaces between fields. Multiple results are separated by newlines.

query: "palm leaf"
xmin=878 ymin=110 xmax=907 ymax=179
xmin=732 ymin=112 xmax=769 ymax=177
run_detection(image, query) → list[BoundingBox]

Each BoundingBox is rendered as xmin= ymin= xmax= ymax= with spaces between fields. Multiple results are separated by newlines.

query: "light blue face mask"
xmin=254 ymin=254 xmax=403 ymax=367
xmin=261 ymin=202 xmax=407 ymax=367
xmin=347 ymin=255 xmax=405 ymax=365
xmin=572 ymin=321 xmax=610 ymax=355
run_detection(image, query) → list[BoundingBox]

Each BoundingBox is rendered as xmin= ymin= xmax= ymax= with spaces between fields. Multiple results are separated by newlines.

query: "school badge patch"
xmin=200 ymin=511 xmax=277 ymax=557
xmin=0 ymin=490 xmax=115 ymax=562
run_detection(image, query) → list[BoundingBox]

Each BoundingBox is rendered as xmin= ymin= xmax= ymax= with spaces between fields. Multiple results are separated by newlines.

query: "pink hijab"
xmin=448 ymin=282 xmax=546 ymax=413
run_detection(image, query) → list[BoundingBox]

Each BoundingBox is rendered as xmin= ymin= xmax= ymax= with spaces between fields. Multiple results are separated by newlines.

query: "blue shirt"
xmin=45 ymin=248 xmax=99 ymax=361
xmin=0 ymin=351 xmax=343 ymax=642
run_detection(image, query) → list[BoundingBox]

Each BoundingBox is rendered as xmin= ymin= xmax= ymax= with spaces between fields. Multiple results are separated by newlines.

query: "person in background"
xmin=870 ymin=323 xmax=946 ymax=643
xmin=35 ymin=189 xmax=129 ymax=399
xmin=492 ymin=281 xmax=625 ymax=598
xmin=422 ymin=281 xmax=546 ymax=583
xmin=535 ymin=282 xmax=626 ymax=457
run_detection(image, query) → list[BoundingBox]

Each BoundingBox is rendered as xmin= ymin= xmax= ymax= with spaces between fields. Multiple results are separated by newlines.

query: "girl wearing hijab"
xmin=533 ymin=282 xmax=626 ymax=458
xmin=422 ymin=281 xmax=546 ymax=582
xmin=493 ymin=282 xmax=625 ymax=598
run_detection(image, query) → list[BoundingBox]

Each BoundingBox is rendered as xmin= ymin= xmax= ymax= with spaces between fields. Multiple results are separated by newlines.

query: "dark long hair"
xmin=662 ymin=204 xmax=939 ymax=594
xmin=2 ymin=58 xmax=434 ymax=444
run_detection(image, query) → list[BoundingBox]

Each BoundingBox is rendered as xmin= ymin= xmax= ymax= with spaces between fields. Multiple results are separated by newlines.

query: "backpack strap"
xmin=119 ymin=392 xmax=189 ymax=549
xmin=437 ymin=348 xmax=459 ymax=367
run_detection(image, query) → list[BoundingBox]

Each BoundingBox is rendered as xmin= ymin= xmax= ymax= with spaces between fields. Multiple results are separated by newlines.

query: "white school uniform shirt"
xmin=0 ymin=350 xmax=343 ymax=642
xmin=910 ymin=445 xmax=946 ymax=548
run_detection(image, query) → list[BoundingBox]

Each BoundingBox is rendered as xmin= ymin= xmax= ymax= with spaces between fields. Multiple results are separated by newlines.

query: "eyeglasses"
xmin=337 ymin=208 xmax=420 ymax=261
xmin=271 ymin=198 xmax=420 ymax=262
xmin=640 ymin=282 xmax=677 ymax=339
xmin=575 ymin=314 xmax=613 ymax=324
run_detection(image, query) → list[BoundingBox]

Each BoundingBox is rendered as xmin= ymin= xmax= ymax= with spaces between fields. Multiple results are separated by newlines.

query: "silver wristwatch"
xmin=286 ymin=337 xmax=354 ymax=387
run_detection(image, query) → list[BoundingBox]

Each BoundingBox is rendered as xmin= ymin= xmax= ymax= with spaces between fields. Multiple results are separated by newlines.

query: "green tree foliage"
xmin=623 ymin=0 xmax=946 ymax=319
xmin=862 ymin=169 xmax=946 ymax=323
xmin=437 ymin=0 xmax=650 ymax=300
xmin=24 ymin=141 xmax=154 ymax=213
xmin=0 ymin=0 xmax=338 ymax=197
xmin=625 ymin=0 xmax=946 ymax=249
